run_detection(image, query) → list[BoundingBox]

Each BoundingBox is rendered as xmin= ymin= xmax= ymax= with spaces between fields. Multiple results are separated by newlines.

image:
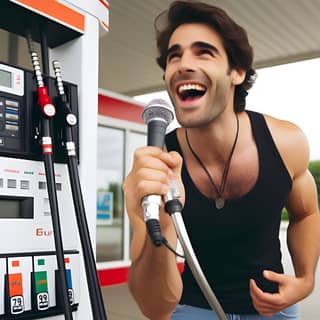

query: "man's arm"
xmin=128 ymin=217 xmax=182 ymax=320
xmin=123 ymin=147 xmax=184 ymax=320
xmin=250 ymin=117 xmax=320 ymax=316
xmin=286 ymin=169 xmax=320 ymax=290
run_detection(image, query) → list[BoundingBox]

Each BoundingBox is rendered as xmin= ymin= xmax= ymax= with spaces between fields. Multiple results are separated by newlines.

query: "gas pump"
xmin=0 ymin=1 xmax=109 ymax=319
xmin=0 ymin=59 xmax=81 ymax=319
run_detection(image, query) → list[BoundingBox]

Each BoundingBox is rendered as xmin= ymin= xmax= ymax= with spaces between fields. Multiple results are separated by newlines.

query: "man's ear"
xmin=231 ymin=68 xmax=246 ymax=85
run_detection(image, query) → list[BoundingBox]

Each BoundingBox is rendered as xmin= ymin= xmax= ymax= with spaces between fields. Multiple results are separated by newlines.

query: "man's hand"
xmin=123 ymin=147 xmax=184 ymax=224
xmin=249 ymin=270 xmax=313 ymax=316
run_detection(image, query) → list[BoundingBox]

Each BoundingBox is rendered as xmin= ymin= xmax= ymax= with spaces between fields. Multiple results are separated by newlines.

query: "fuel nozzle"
xmin=26 ymin=32 xmax=55 ymax=118
xmin=52 ymin=60 xmax=77 ymax=157
xmin=52 ymin=60 xmax=77 ymax=127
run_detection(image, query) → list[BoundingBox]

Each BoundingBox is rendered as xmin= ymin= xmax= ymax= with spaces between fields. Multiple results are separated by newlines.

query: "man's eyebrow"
xmin=165 ymin=42 xmax=220 ymax=58
xmin=191 ymin=41 xmax=220 ymax=54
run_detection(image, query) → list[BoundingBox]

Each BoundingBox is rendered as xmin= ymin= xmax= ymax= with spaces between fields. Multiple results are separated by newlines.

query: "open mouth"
xmin=177 ymin=83 xmax=206 ymax=101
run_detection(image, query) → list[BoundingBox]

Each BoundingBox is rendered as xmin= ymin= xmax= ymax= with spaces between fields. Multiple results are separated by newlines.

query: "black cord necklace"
xmin=185 ymin=114 xmax=239 ymax=209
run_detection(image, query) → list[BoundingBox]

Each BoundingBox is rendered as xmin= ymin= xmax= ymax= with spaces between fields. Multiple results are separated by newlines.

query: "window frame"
xmin=96 ymin=114 xmax=146 ymax=270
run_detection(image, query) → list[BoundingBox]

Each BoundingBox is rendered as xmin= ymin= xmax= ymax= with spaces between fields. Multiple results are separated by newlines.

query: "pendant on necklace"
xmin=215 ymin=198 xmax=225 ymax=209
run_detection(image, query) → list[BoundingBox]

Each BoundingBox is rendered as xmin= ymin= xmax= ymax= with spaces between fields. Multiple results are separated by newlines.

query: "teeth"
xmin=178 ymin=83 xmax=206 ymax=93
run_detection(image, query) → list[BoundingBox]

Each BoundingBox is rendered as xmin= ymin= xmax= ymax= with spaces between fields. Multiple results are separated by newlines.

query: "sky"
xmin=134 ymin=58 xmax=320 ymax=161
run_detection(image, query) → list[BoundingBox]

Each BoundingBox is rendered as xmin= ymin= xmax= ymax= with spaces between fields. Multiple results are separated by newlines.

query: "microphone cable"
xmin=164 ymin=180 xmax=227 ymax=320
xmin=52 ymin=60 xmax=108 ymax=320
xmin=142 ymin=194 xmax=184 ymax=257
xmin=26 ymin=30 xmax=73 ymax=320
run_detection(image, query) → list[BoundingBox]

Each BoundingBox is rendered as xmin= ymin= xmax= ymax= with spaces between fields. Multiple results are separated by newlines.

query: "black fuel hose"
xmin=52 ymin=60 xmax=107 ymax=320
xmin=26 ymin=30 xmax=73 ymax=320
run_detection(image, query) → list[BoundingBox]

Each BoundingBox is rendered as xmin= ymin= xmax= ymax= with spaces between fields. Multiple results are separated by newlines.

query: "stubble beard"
xmin=176 ymin=107 xmax=224 ymax=129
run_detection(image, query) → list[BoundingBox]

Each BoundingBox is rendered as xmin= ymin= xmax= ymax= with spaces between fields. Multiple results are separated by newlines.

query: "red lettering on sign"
xmin=36 ymin=228 xmax=53 ymax=237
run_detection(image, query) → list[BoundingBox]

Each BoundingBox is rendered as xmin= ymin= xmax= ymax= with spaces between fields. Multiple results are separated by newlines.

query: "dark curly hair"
xmin=155 ymin=0 xmax=257 ymax=112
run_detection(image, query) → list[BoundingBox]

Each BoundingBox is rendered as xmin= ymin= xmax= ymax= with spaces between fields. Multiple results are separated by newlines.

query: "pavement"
xmin=102 ymin=284 xmax=147 ymax=320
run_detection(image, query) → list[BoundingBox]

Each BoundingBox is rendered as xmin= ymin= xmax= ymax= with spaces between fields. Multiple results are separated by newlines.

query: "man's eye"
xmin=198 ymin=49 xmax=214 ymax=57
xmin=167 ymin=52 xmax=180 ymax=62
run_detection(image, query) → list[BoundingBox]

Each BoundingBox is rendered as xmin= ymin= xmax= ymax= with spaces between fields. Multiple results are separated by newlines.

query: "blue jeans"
xmin=171 ymin=304 xmax=299 ymax=319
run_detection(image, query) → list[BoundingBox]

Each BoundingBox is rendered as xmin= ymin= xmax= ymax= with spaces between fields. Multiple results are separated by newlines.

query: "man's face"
xmin=164 ymin=23 xmax=238 ymax=128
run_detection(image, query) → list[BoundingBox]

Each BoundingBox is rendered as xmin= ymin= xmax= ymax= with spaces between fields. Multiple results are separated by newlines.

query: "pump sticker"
xmin=34 ymin=256 xmax=56 ymax=310
xmin=64 ymin=257 xmax=74 ymax=305
xmin=8 ymin=272 xmax=25 ymax=314
xmin=34 ymin=270 xmax=49 ymax=310
xmin=42 ymin=136 xmax=53 ymax=155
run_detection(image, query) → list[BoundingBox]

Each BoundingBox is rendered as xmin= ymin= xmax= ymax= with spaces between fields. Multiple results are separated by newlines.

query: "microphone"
xmin=142 ymin=98 xmax=174 ymax=148
xmin=141 ymin=99 xmax=174 ymax=246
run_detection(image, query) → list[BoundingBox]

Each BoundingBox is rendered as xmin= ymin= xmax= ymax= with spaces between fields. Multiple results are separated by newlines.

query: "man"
xmin=122 ymin=1 xmax=320 ymax=319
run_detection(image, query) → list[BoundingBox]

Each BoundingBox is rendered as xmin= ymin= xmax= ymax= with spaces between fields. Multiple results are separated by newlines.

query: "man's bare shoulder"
xmin=263 ymin=113 xmax=309 ymax=178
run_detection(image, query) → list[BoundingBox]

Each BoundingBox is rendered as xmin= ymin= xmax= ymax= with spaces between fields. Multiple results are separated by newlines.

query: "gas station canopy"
xmin=98 ymin=0 xmax=320 ymax=96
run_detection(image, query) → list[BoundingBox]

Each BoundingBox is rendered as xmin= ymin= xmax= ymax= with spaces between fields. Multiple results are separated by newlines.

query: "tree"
xmin=108 ymin=182 xmax=123 ymax=218
xmin=309 ymin=160 xmax=320 ymax=204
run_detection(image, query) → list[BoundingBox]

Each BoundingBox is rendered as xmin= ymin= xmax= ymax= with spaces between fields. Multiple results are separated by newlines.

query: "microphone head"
xmin=142 ymin=98 xmax=174 ymax=126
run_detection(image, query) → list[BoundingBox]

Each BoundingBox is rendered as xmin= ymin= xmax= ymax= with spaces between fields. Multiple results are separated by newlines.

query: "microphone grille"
xmin=142 ymin=98 xmax=174 ymax=125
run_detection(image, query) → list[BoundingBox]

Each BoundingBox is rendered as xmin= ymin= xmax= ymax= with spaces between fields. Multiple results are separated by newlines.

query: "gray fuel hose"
xmin=164 ymin=181 xmax=227 ymax=320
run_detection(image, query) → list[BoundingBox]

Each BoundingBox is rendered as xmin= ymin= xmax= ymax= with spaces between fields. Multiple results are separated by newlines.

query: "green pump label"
xmin=34 ymin=263 xmax=49 ymax=310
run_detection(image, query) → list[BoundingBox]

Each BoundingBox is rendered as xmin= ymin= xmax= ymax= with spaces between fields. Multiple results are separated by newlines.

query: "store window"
xmin=96 ymin=126 xmax=125 ymax=262
xmin=126 ymin=131 xmax=147 ymax=173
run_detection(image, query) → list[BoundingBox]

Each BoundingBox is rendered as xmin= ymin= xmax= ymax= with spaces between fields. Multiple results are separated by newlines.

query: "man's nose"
xmin=178 ymin=51 xmax=195 ymax=73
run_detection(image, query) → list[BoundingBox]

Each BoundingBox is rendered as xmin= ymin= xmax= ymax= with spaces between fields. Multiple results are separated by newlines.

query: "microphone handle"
xmin=147 ymin=119 xmax=168 ymax=148
xmin=142 ymin=194 xmax=162 ymax=246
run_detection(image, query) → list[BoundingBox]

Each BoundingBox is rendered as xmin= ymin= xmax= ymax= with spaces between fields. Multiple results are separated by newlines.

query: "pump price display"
xmin=37 ymin=292 xmax=49 ymax=310
xmin=0 ymin=69 xmax=11 ymax=88
xmin=0 ymin=64 xmax=24 ymax=96
xmin=10 ymin=295 xmax=25 ymax=315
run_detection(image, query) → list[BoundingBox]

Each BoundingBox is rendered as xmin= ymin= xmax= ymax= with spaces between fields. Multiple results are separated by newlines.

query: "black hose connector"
xmin=165 ymin=199 xmax=183 ymax=215
xmin=146 ymin=219 xmax=163 ymax=246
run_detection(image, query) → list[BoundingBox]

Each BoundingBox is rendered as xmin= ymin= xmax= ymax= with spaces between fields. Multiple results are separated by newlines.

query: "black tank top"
xmin=165 ymin=110 xmax=292 ymax=314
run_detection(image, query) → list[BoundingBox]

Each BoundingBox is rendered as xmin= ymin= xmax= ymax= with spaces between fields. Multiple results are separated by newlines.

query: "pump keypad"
xmin=0 ymin=95 xmax=21 ymax=151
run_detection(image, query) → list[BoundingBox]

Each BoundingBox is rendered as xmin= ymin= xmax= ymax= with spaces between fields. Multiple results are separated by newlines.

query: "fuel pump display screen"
xmin=0 ymin=199 xmax=19 ymax=218
xmin=0 ymin=196 xmax=33 ymax=219
xmin=0 ymin=69 xmax=12 ymax=88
